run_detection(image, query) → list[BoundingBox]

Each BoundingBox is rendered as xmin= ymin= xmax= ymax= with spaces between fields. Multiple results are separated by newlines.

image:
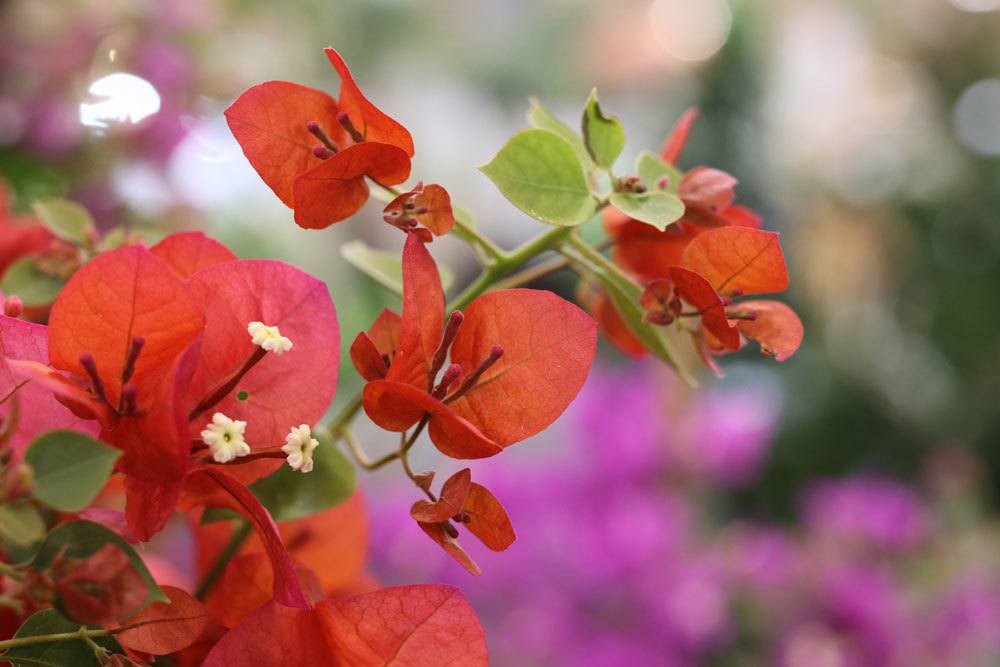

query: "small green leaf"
xmin=0 ymin=258 xmax=65 ymax=307
xmin=582 ymin=89 xmax=626 ymax=169
xmin=481 ymin=129 xmax=595 ymax=227
xmin=249 ymin=430 xmax=356 ymax=522
xmin=31 ymin=521 xmax=167 ymax=607
xmin=608 ymin=191 xmax=684 ymax=231
xmin=527 ymin=97 xmax=594 ymax=171
xmin=342 ymin=240 xmax=454 ymax=296
xmin=97 ymin=226 xmax=128 ymax=252
xmin=25 ymin=430 xmax=122 ymax=512
xmin=0 ymin=502 xmax=46 ymax=549
xmin=32 ymin=198 xmax=95 ymax=246
xmin=5 ymin=609 xmax=124 ymax=667
xmin=636 ymin=150 xmax=683 ymax=194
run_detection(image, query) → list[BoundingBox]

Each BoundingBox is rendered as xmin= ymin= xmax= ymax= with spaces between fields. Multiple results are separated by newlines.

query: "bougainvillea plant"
xmin=0 ymin=47 xmax=801 ymax=666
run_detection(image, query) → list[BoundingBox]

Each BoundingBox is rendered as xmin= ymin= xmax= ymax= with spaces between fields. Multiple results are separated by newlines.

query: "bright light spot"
xmin=649 ymin=0 xmax=732 ymax=62
xmin=948 ymin=0 xmax=1000 ymax=11
xmin=79 ymin=73 xmax=161 ymax=129
xmin=953 ymin=78 xmax=1000 ymax=155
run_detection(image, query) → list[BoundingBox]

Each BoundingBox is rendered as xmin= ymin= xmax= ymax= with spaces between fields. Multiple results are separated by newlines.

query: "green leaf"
xmin=0 ymin=258 xmax=65 ymax=308
xmin=249 ymin=429 xmax=356 ymax=522
xmin=342 ymin=240 xmax=454 ymax=296
xmin=636 ymin=150 xmax=683 ymax=194
xmin=25 ymin=431 xmax=121 ymax=512
xmin=527 ymin=97 xmax=594 ymax=172
xmin=30 ymin=521 xmax=166 ymax=607
xmin=581 ymin=89 xmax=626 ymax=169
xmin=608 ymin=191 xmax=684 ymax=231
xmin=4 ymin=609 xmax=124 ymax=667
xmin=453 ymin=204 xmax=477 ymax=231
xmin=481 ymin=129 xmax=595 ymax=227
xmin=0 ymin=502 xmax=46 ymax=549
xmin=31 ymin=198 xmax=95 ymax=246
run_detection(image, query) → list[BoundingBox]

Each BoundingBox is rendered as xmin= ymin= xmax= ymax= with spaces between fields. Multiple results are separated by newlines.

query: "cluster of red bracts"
xmin=588 ymin=108 xmax=804 ymax=374
xmin=351 ymin=233 xmax=596 ymax=572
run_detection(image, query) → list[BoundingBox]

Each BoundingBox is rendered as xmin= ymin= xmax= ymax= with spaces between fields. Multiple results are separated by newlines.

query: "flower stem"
xmin=195 ymin=519 xmax=252 ymax=601
xmin=0 ymin=626 xmax=111 ymax=651
xmin=337 ymin=428 xmax=399 ymax=470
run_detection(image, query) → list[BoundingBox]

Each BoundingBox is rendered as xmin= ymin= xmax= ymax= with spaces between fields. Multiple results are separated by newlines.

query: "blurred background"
xmin=1 ymin=0 xmax=999 ymax=665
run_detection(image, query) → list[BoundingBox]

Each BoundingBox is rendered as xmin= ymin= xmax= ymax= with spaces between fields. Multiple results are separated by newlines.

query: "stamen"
xmin=336 ymin=111 xmax=365 ymax=143
xmin=121 ymin=383 xmax=138 ymax=415
xmin=120 ymin=336 xmax=145 ymax=385
xmin=726 ymin=309 xmax=758 ymax=321
xmin=445 ymin=345 xmax=503 ymax=403
xmin=188 ymin=348 xmax=267 ymax=422
xmin=432 ymin=363 xmax=462 ymax=400
xmin=306 ymin=120 xmax=338 ymax=153
xmin=428 ymin=311 xmax=465 ymax=389
xmin=79 ymin=353 xmax=107 ymax=404
xmin=312 ymin=144 xmax=335 ymax=160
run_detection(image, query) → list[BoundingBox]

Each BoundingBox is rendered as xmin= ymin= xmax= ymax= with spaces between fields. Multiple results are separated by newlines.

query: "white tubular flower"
xmin=247 ymin=321 xmax=293 ymax=356
xmin=201 ymin=412 xmax=250 ymax=463
xmin=282 ymin=424 xmax=319 ymax=473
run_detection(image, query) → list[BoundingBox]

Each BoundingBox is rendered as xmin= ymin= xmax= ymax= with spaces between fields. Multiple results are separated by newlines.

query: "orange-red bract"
xmin=411 ymin=468 xmax=471 ymax=523
xmin=292 ymin=142 xmax=411 ymax=229
xmin=349 ymin=308 xmax=401 ymax=381
xmin=462 ymin=482 xmax=516 ymax=551
xmin=47 ymin=246 xmax=204 ymax=411
xmin=205 ymin=553 xmax=322 ymax=628
xmin=226 ymin=48 xmax=414 ymax=229
xmin=659 ymin=107 xmax=699 ymax=165
xmin=680 ymin=226 xmax=789 ymax=295
xmin=580 ymin=283 xmax=647 ymax=358
xmin=51 ymin=543 xmax=147 ymax=626
xmin=361 ymin=234 xmax=596 ymax=459
xmin=203 ymin=585 xmax=488 ymax=667
xmin=323 ymin=47 xmax=414 ymax=155
xmin=668 ymin=266 xmax=740 ymax=352
xmin=734 ymin=300 xmax=804 ymax=361
xmin=116 ymin=586 xmax=210 ymax=655
xmin=150 ymin=232 xmax=237 ymax=278
xmin=383 ymin=182 xmax=456 ymax=237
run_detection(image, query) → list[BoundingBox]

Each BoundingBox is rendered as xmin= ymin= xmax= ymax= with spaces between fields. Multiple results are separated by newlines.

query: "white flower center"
xmin=282 ymin=424 xmax=319 ymax=473
xmin=201 ymin=412 xmax=250 ymax=463
xmin=247 ymin=321 xmax=293 ymax=356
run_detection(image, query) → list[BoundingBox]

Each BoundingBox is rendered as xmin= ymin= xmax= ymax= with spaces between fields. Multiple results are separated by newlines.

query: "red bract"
xmin=115 ymin=585 xmax=210 ymax=656
xmin=359 ymin=234 xmax=597 ymax=459
xmin=226 ymin=47 xmax=414 ymax=229
xmin=203 ymin=585 xmax=488 ymax=667
xmin=383 ymin=182 xmax=456 ymax=238
xmin=409 ymin=468 xmax=515 ymax=574
xmin=7 ymin=233 xmax=339 ymax=540
xmin=0 ymin=316 xmax=97 ymax=460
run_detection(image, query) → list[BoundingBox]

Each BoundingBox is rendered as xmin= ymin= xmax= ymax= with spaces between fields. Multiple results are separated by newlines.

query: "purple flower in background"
xmin=803 ymin=475 xmax=929 ymax=553
xmin=923 ymin=574 xmax=1000 ymax=666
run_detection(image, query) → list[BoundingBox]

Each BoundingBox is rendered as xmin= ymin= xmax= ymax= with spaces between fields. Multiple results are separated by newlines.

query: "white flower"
xmin=247 ymin=321 xmax=293 ymax=356
xmin=282 ymin=424 xmax=319 ymax=473
xmin=201 ymin=412 xmax=250 ymax=463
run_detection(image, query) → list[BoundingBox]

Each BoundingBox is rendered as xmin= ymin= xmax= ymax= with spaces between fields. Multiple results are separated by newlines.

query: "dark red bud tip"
xmin=635 ymin=185 xmax=647 ymax=194
xmin=79 ymin=352 xmax=97 ymax=372
xmin=122 ymin=383 xmax=138 ymax=414
xmin=448 ymin=310 xmax=465 ymax=327
xmin=444 ymin=523 xmax=460 ymax=539
xmin=416 ymin=207 xmax=429 ymax=215
xmin=336 ymin=111 xmax=350 ymax=125
xmin=3 ymin=295 xmax=23 ymax=318
xmin=488 ymin=345 xmax=504 ymax=361
xmin=313 ymin=144 xmax=335 ymax=159
xmin=131 ymin=336 xmax=145 ymax=352
xmin=441 ymin=363 xmax=462 ymax=383
xmin=404 ymin=202 xmax=416 ymax=210
xmin=657 ymin=175 xmax=671 ymax=189
xmin=306 ymin=120 xmax=321 ymax=133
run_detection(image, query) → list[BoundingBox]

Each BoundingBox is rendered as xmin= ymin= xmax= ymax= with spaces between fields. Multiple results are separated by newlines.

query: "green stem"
xmin=448 ymin=225 xmax=574 ymax=311
xmin=328 ymin=392 xmax=363 ymax=435
xmin=559 ymin=231 xmax=633 ymax=285
xmin=337 ymin=428 xmax=399 ymax=470
xmin=195 ymin=520 xmax=252 ymax=601
xmin=0 ymin=626 xmax=111 ymax=652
